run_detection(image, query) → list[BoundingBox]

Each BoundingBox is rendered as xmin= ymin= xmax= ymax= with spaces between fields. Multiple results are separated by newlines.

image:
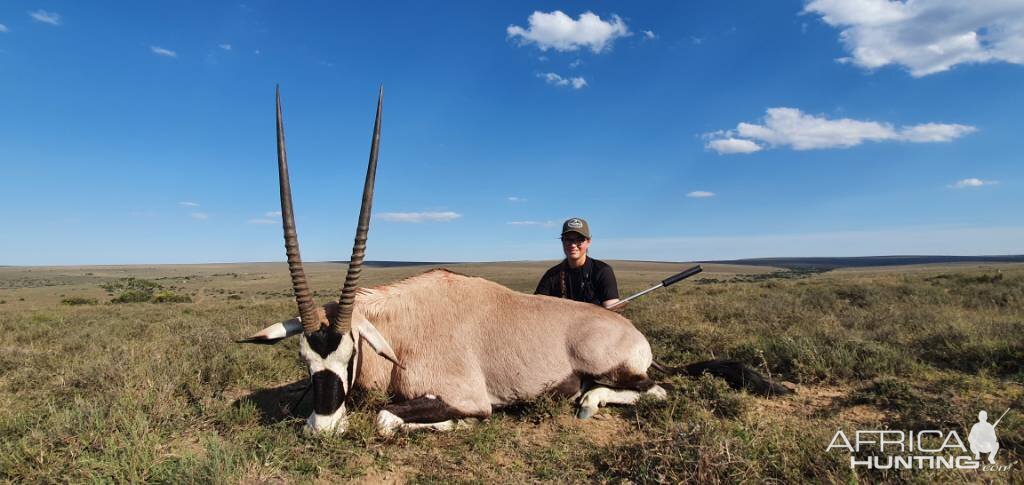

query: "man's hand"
xmin=603 ymin=299 xmax=627 ymax=312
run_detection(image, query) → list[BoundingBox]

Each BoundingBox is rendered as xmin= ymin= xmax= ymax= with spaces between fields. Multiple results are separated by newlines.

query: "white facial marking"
xmin=299 ymin=333 xmax=357 ymax=434
xmin=306 ymin=403 xmax=349 ymax=434
xmin=299 ymin=333 xmax=355 ymax=389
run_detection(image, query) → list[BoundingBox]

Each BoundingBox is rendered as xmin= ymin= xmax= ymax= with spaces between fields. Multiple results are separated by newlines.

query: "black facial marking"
xmin=306 ymin=328 xmax=344 ymax=359
xmin=347 ymin=348 xmax=358 ymax=392
xmin=311 ymin=370 xmax=345 ymax=415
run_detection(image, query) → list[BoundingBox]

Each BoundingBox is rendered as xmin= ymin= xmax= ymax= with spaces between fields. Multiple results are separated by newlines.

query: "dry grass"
xmin=1 ymin=261 xmax=1021 ymax=483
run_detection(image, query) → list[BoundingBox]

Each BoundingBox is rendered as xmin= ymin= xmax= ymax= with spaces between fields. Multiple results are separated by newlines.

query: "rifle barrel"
xmin=994 ymin=407 xmax=1011 ymax=427
xmin=608 ymin=265 xmax=702 ymax=310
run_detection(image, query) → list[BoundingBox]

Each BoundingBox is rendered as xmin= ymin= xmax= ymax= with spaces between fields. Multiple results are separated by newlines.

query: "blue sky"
xmin=1 ymin=1 xmax=1021 ymax=265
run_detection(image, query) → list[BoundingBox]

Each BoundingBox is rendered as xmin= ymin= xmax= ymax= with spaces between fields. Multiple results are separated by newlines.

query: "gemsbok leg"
xmin=577 ymin=370 xmax=668 ymax=419
xmin=577 ymin=385 xmax=668 ymax=419
xmin=375 ymin=395 xmax=489 ymax=436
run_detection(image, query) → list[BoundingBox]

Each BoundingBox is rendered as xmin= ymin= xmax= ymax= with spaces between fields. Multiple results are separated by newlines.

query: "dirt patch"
xmin=753 ymin=385 xmax=887 ymax=425
xmin=358 ymin=464 xmax=416 ymax=485
xmin=554 ymin=413 xmax=633 ymax=447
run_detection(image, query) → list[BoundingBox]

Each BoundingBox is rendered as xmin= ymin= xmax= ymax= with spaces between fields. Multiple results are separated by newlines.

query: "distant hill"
xmin=326 ymin=260 xmax=456 ymax=268
xmin=703 ymin=255 xmax=1024 ymax=271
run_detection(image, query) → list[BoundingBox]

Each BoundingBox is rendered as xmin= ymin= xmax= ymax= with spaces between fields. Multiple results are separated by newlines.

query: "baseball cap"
xmin=561 ymin=218 xmax=591 ymax=239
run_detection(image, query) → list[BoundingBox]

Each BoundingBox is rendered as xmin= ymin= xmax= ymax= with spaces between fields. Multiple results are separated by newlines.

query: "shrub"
xmin=103 ymin=277 xmax=164 ymax=303
xmin=111 ymin=289 xmax=153 ymax=304
xmin=101 ymin=277 xmax=161 ymax=294
xmin=152 ymin=291 xmax=192 ymax=303
xmin=61 ymin=297 xmax=98 ymax=306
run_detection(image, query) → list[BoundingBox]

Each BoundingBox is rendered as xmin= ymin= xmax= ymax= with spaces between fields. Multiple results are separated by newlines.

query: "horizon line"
xmin=3 ymin=254 xmax=1023 ymax=269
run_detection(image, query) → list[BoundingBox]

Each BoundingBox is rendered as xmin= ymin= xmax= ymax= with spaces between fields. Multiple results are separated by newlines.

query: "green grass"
xmin=0 ymin=262 xmax=1021 ymax=483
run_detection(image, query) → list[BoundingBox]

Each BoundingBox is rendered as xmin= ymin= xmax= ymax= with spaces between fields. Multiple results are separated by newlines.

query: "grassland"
xmin=0 ymin=261 xmax=1021 ymax=483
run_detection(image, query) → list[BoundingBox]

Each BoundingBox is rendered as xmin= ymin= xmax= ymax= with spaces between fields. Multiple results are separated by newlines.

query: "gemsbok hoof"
xmin=576 ymin=406 xmax=597 ymax=419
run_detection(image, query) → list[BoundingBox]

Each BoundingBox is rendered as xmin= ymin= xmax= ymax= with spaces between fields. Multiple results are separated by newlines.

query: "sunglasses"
xmin=561 ymin=237 xmax=588 ymax=246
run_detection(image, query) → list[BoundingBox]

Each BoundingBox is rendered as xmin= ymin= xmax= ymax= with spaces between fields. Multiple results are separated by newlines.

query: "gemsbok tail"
xmin=652 ymin=359 xmax=793 ymax=397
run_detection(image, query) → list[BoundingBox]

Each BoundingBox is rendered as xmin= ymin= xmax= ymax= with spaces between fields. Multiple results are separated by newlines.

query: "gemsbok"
xmin=241 ymin=87 xmax=790 ymax=435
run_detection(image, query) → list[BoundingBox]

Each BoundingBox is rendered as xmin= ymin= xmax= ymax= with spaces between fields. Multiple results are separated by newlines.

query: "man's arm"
xmin=535 ymin=268 xmax=555 ymax=296
xmin=595 ymin=264 xmax=620 ymax=309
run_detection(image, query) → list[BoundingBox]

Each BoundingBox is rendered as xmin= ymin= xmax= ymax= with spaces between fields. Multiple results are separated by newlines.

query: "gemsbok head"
xmin=240 ymin=86 xmax=400 ymax=433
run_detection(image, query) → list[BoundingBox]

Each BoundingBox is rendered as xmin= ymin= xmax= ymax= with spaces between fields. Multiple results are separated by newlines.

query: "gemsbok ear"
xmin=354 ymin=318 xmax=404 ymax=368
xmin=236 ymin=318 xmax=304 ymax=345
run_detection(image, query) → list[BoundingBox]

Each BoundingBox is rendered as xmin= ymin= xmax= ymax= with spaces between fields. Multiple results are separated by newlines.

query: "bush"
xmin=61 ymin=297 xmax=98 ymax=306
xmin=102 ymin=277 xmax=167 ymax=303
xmin=153 ymin=291 xmax=191 ymax=303
xmin=111 ymin=289 xmax=153 ymax=304
xmin=100 ymin=277 xmax=161 ymax=294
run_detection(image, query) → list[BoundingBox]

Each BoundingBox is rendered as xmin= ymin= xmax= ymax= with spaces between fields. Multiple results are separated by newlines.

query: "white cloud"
xmin=951 ymin=178 xmax=998 ymax=188
xmin=900 ymin=123 xmax=979 ymax=142
xmin=706 ymin=138 xmax=763 ymax=154
xmin=219 ymin=43 xmax=232 ymax=51
xmin=508 ymin=10 xmax=629 ymax=53
xmin=569 ymin=59 xmax=582 ymax=68
xmin=538 ymin=72 xmax=588 ymax=89
xmin=686 ymin=191 xmax=716 ymax=198
xmin=705 ymin=107 xmax=976 ymax=153
xmin=151 ymin=46 xmax=178 ymax=58
xmin=643 ymin=30 xmax=656 ymax=40
xmin=691 ymin=36 xmax=704 ymax=45
xmin=190 ymin=212 xmax=209 ymax=220
xmin=508 ymin=220 xmax=557 ymax=227
xmin=378 ymin=211 xmax=462 ymax=223
xmin=805 ymin=0 xmax=1024 ymax=77
xmin=507 ymin=196 xmax=527 ymax=202
xmin=247 ymin=210 xmax=282 ymax=224
xmin=0 ymin=24 xmax=9 ymax=33
xmin=178 ymin=201 xmax=200 ymax=207
xmin=29 ymin=10 xmax=60 ymax=25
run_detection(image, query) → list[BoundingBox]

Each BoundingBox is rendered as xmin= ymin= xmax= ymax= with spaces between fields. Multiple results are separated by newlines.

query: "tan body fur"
xmin=346 ymin=269 xmax=654 ymax=418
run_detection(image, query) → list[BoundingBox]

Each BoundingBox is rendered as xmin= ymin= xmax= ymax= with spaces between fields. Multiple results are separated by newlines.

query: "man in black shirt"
xmin=535 ymin=217 xmax=621 ymax=309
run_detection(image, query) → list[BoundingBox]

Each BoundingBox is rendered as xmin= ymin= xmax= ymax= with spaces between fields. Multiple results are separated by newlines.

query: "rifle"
xmin=608 ymin=265 xmax=703 ymax=310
